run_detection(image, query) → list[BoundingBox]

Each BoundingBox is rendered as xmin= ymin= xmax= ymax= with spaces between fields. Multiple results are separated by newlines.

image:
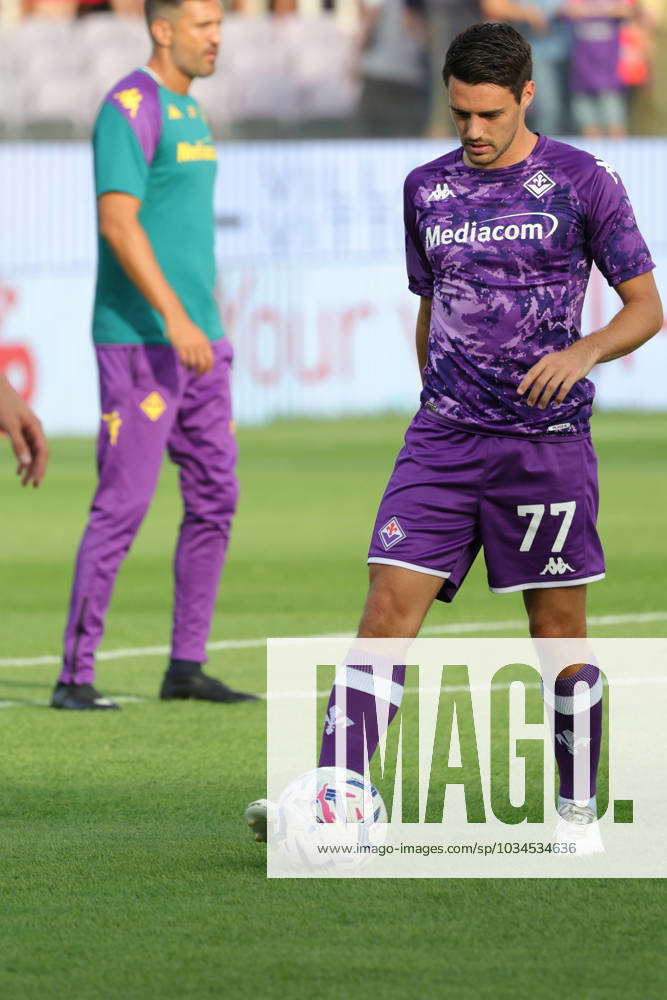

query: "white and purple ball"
xmin=273 ymin=767 xmax=388 ymax=873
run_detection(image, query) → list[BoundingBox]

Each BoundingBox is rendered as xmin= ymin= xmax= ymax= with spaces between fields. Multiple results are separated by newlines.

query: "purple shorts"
xmin=368 ymin=408 xmax=605 ymax=601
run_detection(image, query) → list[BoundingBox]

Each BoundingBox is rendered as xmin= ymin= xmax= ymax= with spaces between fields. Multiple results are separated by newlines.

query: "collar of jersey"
xmin=139 ymin=65 xmax=192 ymax=102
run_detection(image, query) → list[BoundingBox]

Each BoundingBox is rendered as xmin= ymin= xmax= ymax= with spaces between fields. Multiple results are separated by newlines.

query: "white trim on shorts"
xmin=367 ymin=557 xmax=451 ymax=580
xmin=490 ymin=573 xmax=606 ymax=594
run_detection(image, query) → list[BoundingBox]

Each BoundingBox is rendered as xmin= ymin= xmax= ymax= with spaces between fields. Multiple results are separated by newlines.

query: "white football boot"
xmin=244 ymin=799 xmax=275 ymax=843
xmin=554 ymin=800 xmax=605 ymax=856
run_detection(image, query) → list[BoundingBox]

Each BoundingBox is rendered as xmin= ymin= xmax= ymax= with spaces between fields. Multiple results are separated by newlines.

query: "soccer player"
xmin=0 ymin=373 xmax=48 ymax=487
xmin=52 ymin=0 xmax=256 ymax=710
xmin=247 ymin=22 xmax=662 ymax=844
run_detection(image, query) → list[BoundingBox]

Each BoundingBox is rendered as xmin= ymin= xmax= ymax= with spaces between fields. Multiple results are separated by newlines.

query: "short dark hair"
xmin=443 ymin=22 xmax=533 ymax=103
xmin=145 ymin=0 xmax=185 ymax=28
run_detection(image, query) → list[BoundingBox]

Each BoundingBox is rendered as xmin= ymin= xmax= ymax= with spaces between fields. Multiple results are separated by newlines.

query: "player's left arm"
xmin=520 ymin=154 xmax=663 ymax=410
xmin=518 ymin=271 xmax=663 ymax=408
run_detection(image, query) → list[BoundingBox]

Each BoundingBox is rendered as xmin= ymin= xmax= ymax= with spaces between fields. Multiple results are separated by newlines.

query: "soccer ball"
xmin=271 ymin=767 xmax=388 ymax=874
xmin=307 ymin=766 xmax=387 ymax=824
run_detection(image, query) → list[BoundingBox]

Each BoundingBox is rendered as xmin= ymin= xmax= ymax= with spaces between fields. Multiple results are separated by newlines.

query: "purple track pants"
xmin=60 ymin=339 xmax=238 ymax=685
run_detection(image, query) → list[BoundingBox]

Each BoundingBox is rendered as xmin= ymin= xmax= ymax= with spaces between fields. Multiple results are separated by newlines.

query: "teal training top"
xmin=92 ymin=67 xmax=223 ymax=345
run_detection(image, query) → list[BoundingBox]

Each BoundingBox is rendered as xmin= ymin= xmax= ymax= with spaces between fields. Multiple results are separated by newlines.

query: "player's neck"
xmin=465 ymin=127 xmax=539 ymax=171
xmin=146 ymin=53 xmax=192 ymax=95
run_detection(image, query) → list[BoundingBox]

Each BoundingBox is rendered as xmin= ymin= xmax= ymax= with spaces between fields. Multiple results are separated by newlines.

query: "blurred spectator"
xmin=618 ymin=1 xmax=651 ymax=92
xmin=270 ymin=0 xmax=298 ymax=13
xmin=483 ymin=0 xmax=549 ymax=31
xmin=109 ymin=0 xmax=143 ymax=12
xmin=24 ymin=0 xmax=78 ymax=16
xmin=19 ymin=0 xmax=141 ymax=14
xmin=354 ymin=0 xmax=428 ymax=136
xmin=423 ymin=1 xmax=483 ymax=136
xmin=0 ymin=0 xmax=23 ymax=22
xmin=526 ymin=2 xmax=571 ymax=134
xmin=566 ymin=0 xmax=633 ymax=137
xmin=76 ymin=1 xmax=112 ymax=16
xmin=3 ymin=0 xmax=665 ymax=138
xmin=620 ymin=0 xmax=661 ymax=131
xmin=618 ymin=2 xmax=648 ymax=82
xmin=485 ymin=2 xmax=571 ymax=134
xmin=423 ymin=2 xmax=557 ymax=136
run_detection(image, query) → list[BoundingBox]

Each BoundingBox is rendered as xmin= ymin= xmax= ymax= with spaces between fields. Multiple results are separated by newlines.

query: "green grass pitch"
xmin=0 ymin=411 xmax=665 ymax=999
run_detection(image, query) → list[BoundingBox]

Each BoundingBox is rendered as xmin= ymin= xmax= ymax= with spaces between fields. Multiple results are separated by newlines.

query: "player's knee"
xmin=186 ymin=476 xmax=238 ymax=523
xmin=528 ymin=610 xmax=585 ymax=639
xmin=218 ymin=476 xmax=239 ymax=518
xmin=91 ymin=495 xmax=151 ymax=535
xmin=360 ymin=583 xmax=413 ymax=636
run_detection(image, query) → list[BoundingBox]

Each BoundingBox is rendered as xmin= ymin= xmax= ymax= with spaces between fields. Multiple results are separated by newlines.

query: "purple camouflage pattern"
xmin=405 ymin=135 xmax=654 ymax=439
xmin=106 ymin=68 xmax=162 ymax=162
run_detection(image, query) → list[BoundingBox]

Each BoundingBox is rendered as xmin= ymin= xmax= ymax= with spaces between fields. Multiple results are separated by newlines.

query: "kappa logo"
xmin=556 ymin=729 xmax=592 ymax=756
xmin=426 ymin=182 xmax=454 ymax=202
xmin=380 ymin=517 xmax=406 ymax=550
xmin=324 ymin=706 xmax=354 ymax=736
xmin=595 ymin=158 xmax=619 ymax=184
xmin=523 ymin=170 xmax=556 ymax=199
xmin=540 ymin=556 xmax=575 ymax=576
xmin=113 ymin=87 xmax=143 ymax=119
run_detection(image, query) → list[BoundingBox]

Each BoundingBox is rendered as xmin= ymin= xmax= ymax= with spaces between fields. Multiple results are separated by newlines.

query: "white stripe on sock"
xmin=543 ymin=673 xmax=603 ymax=715
xmin=333 ymin=666 xmax=404 ymax=707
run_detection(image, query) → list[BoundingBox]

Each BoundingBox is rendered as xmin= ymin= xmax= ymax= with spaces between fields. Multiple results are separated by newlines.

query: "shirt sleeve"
xmin=404 ymin=172 xmax=434 ymax=298
xmin=94 ymin=102 xmax=153 ymax=201
xmin=583 ymin=159 xmax=654 ymax=287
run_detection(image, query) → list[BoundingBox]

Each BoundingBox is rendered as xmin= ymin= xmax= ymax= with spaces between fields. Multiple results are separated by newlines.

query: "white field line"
xmin=0 ymin=695 xmax=147 ymax=709
xmin=1 ymin=611 xmax=666 ymax=671
xmin=268 ymin=675 xmax=667 ymax=701
xmin=2 ymin=676 xmax=665 ymax=711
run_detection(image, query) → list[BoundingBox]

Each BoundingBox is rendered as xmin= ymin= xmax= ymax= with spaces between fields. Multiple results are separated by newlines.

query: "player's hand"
xmin=517 ymin=340 xmax=600 ymax=409
xmin=165 ymin=314 xmax=214 ymax=376
xmin=0 ymin=375 xmax=48 ymax=487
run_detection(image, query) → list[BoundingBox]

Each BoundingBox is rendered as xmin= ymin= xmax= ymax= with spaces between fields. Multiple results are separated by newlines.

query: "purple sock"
xmin=551 ymin=663 xmax=602 ymax=804
xmin=318 ymin=651 xmax=406 ymax=774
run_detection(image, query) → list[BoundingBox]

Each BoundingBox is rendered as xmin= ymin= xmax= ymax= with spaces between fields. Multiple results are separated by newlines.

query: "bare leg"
xmin=358 ymin=564 xmax=444 ymax=639
xmin=318 ymin=565 xmax=442 ymax=771
xmin=523 ymin=584 xmax=587 ymax=677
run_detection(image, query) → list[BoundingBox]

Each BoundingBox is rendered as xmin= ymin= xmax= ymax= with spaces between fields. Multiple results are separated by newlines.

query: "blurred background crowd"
xmin=0 ymin=0 xmax=665 ymax=139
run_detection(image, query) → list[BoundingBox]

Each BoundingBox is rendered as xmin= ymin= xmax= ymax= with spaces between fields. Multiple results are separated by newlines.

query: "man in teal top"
xmin=93 ymin=59 xmax=223 ymax=346
xmin=52 ymin=0 xmax=256 ymax=710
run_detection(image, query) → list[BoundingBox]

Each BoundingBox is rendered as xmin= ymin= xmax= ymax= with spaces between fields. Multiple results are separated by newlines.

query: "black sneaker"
xmin=159 ymin=669 xmax=259 ymax=703
xmin=50 ymin=682 xmax=120 ymax=711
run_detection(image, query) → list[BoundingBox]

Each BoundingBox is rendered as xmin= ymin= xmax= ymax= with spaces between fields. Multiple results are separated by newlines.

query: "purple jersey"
xmin=405 ymin=135 xmax=654 ymax=439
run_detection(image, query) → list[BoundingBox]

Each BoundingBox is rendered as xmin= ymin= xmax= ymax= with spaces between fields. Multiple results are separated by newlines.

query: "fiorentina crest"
xmin=379 ymin=518 xmax=406 ymax=550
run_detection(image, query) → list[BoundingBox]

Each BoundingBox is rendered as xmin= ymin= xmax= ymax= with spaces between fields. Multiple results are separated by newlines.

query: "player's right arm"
xmin=415 ymin=297 xmax=432 ymax=384
xmin=98 ymin=193 xmax=213 ymax=375
xmin=404 ymin=170 xmax=434 ymax=388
